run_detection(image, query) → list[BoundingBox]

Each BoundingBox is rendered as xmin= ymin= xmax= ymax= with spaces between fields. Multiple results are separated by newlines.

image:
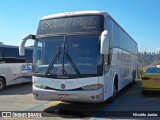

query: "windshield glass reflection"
xmin=33 ymin=35 xmax=103 ymax=78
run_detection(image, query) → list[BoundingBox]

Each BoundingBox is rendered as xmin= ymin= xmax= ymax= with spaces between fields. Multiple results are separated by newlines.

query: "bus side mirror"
xmin=19 ymin=34 xmax=35 ymax=56
xmin=100 ymin=30 xmax=109 ymax=54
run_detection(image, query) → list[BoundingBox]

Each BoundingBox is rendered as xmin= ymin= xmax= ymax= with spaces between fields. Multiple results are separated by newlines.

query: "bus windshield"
xmin=33 ymin=34 xmax=103 ymax=78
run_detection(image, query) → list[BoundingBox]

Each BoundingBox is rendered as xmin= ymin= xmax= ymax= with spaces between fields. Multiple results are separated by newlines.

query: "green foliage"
xmin=137 ymin=67 xmax=144 ymax=79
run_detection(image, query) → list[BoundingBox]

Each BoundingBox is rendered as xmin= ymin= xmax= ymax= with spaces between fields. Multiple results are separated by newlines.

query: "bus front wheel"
xmin=109 ymin=77 xmax=118 ymax=102
xmin=113 ymin=83 xmax=117 ymax=98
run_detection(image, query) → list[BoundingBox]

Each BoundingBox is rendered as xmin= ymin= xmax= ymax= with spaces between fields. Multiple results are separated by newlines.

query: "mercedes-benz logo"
xmin=61 ymin=84 xmax=65 ymax=89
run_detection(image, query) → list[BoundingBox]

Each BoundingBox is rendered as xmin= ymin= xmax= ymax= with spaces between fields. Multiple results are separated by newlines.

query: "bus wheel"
xmin=131 ymin=71 xmax=135 ymax=85
xmin=109 ymin=83 xmax=117 ymax=103
xmin=113 ymin=83 xmax=117 ymax=98
xmin=0 ymin=78 xmax=4 ymax=90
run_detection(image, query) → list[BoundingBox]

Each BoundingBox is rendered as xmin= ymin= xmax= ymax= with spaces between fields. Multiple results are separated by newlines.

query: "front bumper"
xmin=33 ymin=86 xmax=104 ymax=103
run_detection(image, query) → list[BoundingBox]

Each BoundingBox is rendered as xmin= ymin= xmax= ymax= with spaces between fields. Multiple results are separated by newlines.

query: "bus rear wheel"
xmin=0 ymin=78 xmax=4 ymax=90
xmin=131 ymin=70 xmax=136 ymax=86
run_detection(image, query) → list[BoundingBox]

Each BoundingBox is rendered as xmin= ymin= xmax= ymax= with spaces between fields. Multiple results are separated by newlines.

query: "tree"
xmin=138 ymin=44 xmax=147 ymax=79
xmin=137 ymin=67 xmax=144 ymax=79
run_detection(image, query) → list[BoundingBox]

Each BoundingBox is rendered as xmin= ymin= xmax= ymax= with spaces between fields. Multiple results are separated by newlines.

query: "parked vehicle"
xmin=0 ymin=45 xmax=33 ymax=90
xmin=142 ymin=65 xmax=160 ymax=94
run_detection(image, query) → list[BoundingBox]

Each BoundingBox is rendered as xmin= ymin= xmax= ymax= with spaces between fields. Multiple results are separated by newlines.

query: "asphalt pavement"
xmin=0 ymin=80 xmax=160 ymax=119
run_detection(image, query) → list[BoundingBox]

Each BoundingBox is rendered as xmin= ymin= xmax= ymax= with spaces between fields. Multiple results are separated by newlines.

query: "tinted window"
xmin=146 ymin=67 xmax=160 ymax=73
xmin=106 ymin=17 xmax=113 ymax=48
xmin=33 ymin=35 xmax=103 ymax=77
xmin=113 ymin=22 xmax=120 ymax=47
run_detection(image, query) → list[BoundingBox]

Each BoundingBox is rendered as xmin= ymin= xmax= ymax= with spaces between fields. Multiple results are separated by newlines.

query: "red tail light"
xmin=142 ymin=77 xmax=150 ymax=80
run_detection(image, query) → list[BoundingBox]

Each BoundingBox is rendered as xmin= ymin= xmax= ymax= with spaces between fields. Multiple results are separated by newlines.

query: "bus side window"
xmin=34 ymin=41 xmax=44 ymax=66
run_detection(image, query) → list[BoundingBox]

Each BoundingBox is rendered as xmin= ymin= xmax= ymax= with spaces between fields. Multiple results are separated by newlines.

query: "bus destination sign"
xmin=37 ymin=15 xmax=104 ymax=35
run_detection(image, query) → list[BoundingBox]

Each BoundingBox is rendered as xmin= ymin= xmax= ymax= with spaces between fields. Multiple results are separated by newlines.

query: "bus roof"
xmin=41 ymin=11 xmax=110 ymax=20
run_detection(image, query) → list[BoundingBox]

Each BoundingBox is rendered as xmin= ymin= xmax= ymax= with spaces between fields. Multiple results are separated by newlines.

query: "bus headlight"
xmin=82 ymin=84 xmax=103 ymax=90
xmin=33 ymin=83 xmax=46 ymax=89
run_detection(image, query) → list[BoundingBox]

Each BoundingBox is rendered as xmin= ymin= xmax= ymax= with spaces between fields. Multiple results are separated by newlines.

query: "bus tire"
xmin=0 ymin=78 xmax=4 ymax=90
xmin=109 ymin=76 xmax=118 ymax=102
xmin=113 ymin=83 xmax=117 ymax=98
xmin=131 ymin=71 xmax=135 ymax=85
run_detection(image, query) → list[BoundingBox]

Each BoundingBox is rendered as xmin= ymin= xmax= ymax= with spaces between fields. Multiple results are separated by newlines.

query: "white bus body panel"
xmin=102 ymin=48 xmax=137 ymax=101
xmin=98 ymin=74 xmax=113 ymax=101
xmin=111 ymin=48 xmax=137 ymax=91
xmin=0 ymin=63 xmax=32 ymax=86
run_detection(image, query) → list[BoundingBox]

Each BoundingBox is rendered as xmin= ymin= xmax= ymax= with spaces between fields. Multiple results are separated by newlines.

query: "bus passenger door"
xmin=103 ymin=54 xmax=113 ymax=100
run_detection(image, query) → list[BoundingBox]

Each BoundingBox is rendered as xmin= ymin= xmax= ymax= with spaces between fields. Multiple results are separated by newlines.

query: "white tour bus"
xmin=19 ymin=11 xmax=138 ymax=103
xmin=0 ymin=46 xmax=32 ymax=90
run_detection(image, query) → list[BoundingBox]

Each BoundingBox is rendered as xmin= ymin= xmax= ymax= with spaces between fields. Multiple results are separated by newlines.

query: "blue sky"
xmin=0 ymin=0 xmax=160 ymax=52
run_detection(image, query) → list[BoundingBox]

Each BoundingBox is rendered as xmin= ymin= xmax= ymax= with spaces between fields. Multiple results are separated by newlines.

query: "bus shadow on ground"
xmin=42 ymin=81 xmax=141 ymax=118
xmin=42 ymin=84 xmax=134 ymax=119
xmin=142 ymin=92 xmax=160 ymax=97
xmin=43 ymin=99 xmax=133 ymax=118
xmin=43 ymin=102 xmax=110 ymax=118
xmin=0 ymin=82 xmax=32 ymax=95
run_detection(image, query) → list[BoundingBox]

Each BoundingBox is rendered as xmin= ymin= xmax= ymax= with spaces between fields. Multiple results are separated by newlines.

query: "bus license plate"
xmin=57 ymin=94 xmax=70 ymax=99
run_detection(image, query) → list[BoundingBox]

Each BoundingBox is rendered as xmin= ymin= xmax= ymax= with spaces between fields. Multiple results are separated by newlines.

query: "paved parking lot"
xmin=0 ymin=80 xmax=160 ymax=119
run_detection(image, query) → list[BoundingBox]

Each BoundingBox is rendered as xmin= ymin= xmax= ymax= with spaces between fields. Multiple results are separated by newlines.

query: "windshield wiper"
xmin=45 ymin=43 xmax=61 ymax=75
xmin=65 ymin=52 xmax=81 ymax=76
